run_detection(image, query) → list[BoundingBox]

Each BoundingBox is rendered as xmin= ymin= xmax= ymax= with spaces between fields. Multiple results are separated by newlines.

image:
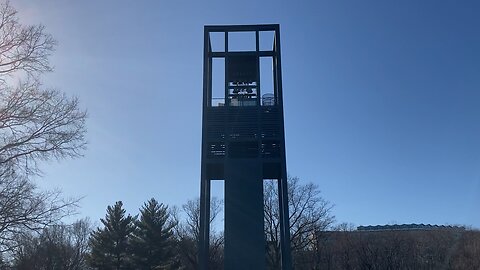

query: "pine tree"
xmin=88 ymin=201 xmax=136 ymax=270
xmin=130 ymin=198 xmax=179 ymax=270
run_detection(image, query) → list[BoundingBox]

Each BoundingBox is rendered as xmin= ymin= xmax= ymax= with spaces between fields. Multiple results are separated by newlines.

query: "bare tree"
xmin=308 ymin=226 xmax=480 ymax=270
xmin=264 ymin=177 xmax=335 ymax=269
xmin=0 ymin=0 xmax=86 ymax=176
xmin=12 ymin=218 xmax=92 ymax=270
xmin=0 ymin=81 xmax=86 ymax=176
xmin=0 ymin=171 xmax=78 ymax=254
xmin=175 ymin=197 xmax=223 ymax=270
xmin=0 ymin=1 xmax=55 ymax=78
xmin=0 ymin=0 xmax=86 ymax=258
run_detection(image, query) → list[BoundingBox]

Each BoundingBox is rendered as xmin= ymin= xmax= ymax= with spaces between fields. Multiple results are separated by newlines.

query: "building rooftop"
xmin=357 ymin=224 xmax=466 ymax=231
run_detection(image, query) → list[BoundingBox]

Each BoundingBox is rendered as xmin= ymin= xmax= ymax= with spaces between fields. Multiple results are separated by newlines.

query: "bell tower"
xmin=199 ymin=24 xmax=292 ymax=270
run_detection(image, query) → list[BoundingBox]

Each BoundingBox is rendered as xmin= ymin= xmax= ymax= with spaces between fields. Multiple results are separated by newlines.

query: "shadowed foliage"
xmin=130 ymin=198 xmax=179 ymax=269
xmin=88 ymin=201 xmax=135 ymax=270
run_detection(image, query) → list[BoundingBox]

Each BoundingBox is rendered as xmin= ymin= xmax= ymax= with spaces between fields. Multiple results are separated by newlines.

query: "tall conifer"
xmin=130 ymin=198 xmax=179 ymax=269
xmin=88 ymin=201 xmax=136 ymax=270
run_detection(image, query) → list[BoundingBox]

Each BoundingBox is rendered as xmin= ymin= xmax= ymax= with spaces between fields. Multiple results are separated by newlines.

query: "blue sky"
xmin=14 ymin=1 xmax=480 ymax=228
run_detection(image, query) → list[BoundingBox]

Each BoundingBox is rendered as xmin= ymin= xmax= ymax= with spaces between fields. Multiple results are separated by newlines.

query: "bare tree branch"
xmin=0 ymin=80 xmax=87 ymax=176
xmin=0 ymin=171 xmax=80 ymax=253
xmin=0 ymin=1 xmax=56 ymax=79
xmin=264 ymin=176 xmax=335 ymax=268
xmin=11 ymin=219 xmax=92 ymax=269
xmin=0 ymin=1 xmax=87 ymax=260
xmin=175 ymin=198 xmax=223 ymax=270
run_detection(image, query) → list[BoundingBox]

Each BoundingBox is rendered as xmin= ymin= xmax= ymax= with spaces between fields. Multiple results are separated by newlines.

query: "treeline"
xmin=305 ymin=226 xmax=480 ymax=270
xmin=7 ymin=199 xmax=186 ymax=269
xmin=5 ymin=194 xmax=480 ymax=270
xmin=2 ymin=176 xmax=335 ymax=269
xmin=0 ymin=176 xmax=333 ymax=269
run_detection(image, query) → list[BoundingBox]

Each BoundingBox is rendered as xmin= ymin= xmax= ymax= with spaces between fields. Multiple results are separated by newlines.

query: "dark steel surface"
xmin=200 ymin=24 xmax=292 ymax=270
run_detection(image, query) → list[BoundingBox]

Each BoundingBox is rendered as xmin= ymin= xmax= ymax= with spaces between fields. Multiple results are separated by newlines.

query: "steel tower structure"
xmin=199 ymin=24 xmax=292 ymax=270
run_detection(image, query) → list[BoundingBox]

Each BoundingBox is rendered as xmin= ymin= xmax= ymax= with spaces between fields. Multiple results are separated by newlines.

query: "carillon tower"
xmin=199 ymin=24 xmax=292 ymax=270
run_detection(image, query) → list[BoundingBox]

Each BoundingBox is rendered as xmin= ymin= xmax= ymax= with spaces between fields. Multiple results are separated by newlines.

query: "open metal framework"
xmin=200 ymin=24 xmax=292 ymax=270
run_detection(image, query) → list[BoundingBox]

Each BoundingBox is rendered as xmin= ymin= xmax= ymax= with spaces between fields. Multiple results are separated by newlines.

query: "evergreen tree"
xmin=88 ymin=201 xmax=136 ymax=270
xmin=130 ymin=198 xmax=179 ymax=269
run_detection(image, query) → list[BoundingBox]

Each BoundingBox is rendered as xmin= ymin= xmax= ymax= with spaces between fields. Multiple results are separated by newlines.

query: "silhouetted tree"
xmin=0 ymin=1 xmax=55 ymax=78
xmin=0 ymin=1 xmax=86 ymax=178
xmin=264 ymin=177 xmax=335 ymax=269
xmin=450 ymin=230 xmax=480 ymax=269
xmin=88 ymin=201 xmax=135 ymax=270
xmin=307 ymin=226 xmax=480 ymax=270
xmin=12 ymin=219 xmax=91 ymax=270
xmin=175 ymin=197 xmax=223 ymax=270
xmin=130 ymin=198 xmax=179 ymax=269
xmin=0 ymin=171 xmax=79 ymax=254
xmin=0 ymin=0 xmax=86 ymax=255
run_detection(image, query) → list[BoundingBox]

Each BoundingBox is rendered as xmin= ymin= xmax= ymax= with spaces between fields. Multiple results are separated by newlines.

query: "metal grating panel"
xmin=228 ymin=109 xmax=258 ymax=123
xmin=228 ymin=141 xmax=258 ymax=158
xmin=261 ymin=140 xmax=281 ymax=158
xmin=207 ymin=142 xmax=226 ymax=158
xmin=207 ymin=124 xmax=226 ymax=140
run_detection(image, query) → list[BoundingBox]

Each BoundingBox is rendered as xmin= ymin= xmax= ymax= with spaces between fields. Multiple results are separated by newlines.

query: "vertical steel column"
xmin=224 ymin=161 xmax=265 ymax=270
xmin=199 ymin=27 xmax=210 ymax=270
xmin=274 ymin=25 xmax=293 ymax=270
